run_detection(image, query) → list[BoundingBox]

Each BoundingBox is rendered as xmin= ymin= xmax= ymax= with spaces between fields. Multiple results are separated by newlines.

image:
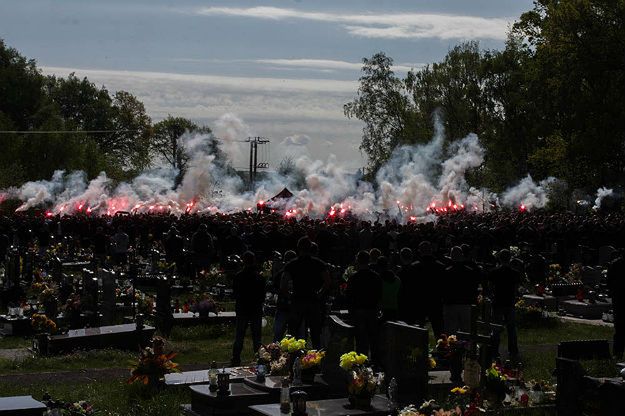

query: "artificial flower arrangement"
xmin=257 ymin=336 xmax=309 ymax=376
xmin=339 ymin=351 xmax=382 ymax=408
xmin=31 ymin=313 xmax=57 ymax=334
xmin=301 ymin=350 xmax=325 ymax=370
xmin=432 ymin=334 xmax=467 ymax=382
xmin=189 ymin=293 xmax=219 ymax=317
xmin=128 ymin=336 xmax=179 ymax=386
xmin=260 ymin=260 xmax=273 ymax=280
xmin=64 ymin=400 xmax=95 ymax=415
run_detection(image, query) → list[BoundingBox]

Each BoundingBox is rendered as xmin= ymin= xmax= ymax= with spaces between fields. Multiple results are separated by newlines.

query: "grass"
xmin=0 ymin=335 xmax=31 ymax=349
xmin=0 ymin=316 xmax=616 ymax=415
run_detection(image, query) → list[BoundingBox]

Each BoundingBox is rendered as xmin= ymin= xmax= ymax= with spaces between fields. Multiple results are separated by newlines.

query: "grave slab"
xmin=165 ymin=367 xmax=255 ymax=387
xmin=0 ymin=395 xmax=47 ymax=416
xmin=172 ymin=312 xmax=236 ymax=327
xmin=522 ymin=295 xmax=557 ymax=311
xmin=249 ymin=395 xmax=390 ymax=416
xmin=43 ymin=323 xmax=155 ymax=354
xmin=560 ymin=300 xmax=612 ymax=320
xmin=189 ymin=383 xmax=270 ymax=415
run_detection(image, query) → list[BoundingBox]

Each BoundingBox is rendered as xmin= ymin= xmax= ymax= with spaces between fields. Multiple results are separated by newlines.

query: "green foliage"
xmin=348 ymin=0 xmax=625 ymax=192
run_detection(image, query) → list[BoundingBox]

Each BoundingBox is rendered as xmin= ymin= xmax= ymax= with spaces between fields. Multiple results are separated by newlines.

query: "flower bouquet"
xmin=300 ymin=349 xmax=325 ymax=383
xmin=128 ymin=342 xmax=179 ymax=387
xmin=433 ymin=334 xmax=467 ymax=383
xmin=31 ymin=313 xmax=57 ymax=334
xmin=483 ymin=363 xmax=508 ymax=407
xmin=64 ymin=400 xmax=95 ymax=415
xmin=340 ymin=351 xmax=381 ymax=409
xmin=258 ymin=342 xmax=289 ymax=375
xmin=189 ymin=293 xmax=219 ymax=317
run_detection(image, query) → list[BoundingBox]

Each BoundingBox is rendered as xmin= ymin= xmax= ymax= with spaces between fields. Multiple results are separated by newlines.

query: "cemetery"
xmin=0 ymin=214 xmax=623 ymax=416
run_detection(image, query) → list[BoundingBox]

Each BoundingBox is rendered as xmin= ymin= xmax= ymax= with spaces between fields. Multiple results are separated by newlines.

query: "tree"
xmin=344 ymin=53 xmax=412 ymax=172
xmin=513 ymin=0 xmax=625 ymax=188
xmin=151 ymin=116 xmax=211 ymax=185
xmin=107 ymin=91 xmax=152 ymax=177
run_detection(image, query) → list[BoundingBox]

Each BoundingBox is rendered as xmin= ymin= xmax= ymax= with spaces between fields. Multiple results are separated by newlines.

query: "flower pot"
xmin=348 ymin=394 xmax=372 ymax=410
xmin=449 ymin=355 xmax=463 ymax=385
xmin=301 ymin=368 xmax=316 ymax=384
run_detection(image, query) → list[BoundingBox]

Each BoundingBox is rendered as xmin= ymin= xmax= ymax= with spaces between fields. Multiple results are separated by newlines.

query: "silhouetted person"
xmin=608 ymin=250 xmax=625 ymax=359
xmin=442 ymin=246 xmax=480 ymax=334
xmin=347 ymin=250 xmax=382 ymax=359
xmin=282 ymin=237 xmax=330 ymax=349
xmin=274 ymin=250 xmax=296 ymax=342
xmin=231 ymin=251 xmax=266 ymax=366
xmin=191 ymin=223 xmax=214 ymax=275
xmin=489 ymin=249 xmax=521 ymax=359
xmin=413 ymin=241 xmax=445 ymax=338
xmin=378 ymin=256 xmax=400 ymax=321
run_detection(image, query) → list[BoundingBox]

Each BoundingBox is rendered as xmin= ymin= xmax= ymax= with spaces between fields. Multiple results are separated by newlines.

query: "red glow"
xmin=520 ymin=204 xmax=526 ymax=211
xmin=45 ymin=211 xmax=54 ymax=218
xmin=258 ymin=200 xmax=265 ymax=206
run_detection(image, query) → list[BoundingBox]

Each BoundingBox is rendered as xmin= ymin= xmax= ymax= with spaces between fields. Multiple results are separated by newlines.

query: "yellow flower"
xmin=429 ymin=357 xmax=437 ymax=369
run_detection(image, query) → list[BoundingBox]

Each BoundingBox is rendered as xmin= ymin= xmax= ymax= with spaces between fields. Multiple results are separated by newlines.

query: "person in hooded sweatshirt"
xmin=378 ymin=256 xmax=400 ymax=321
xmin=442 ymin=246 xmax=481 ymax=334
xmin=488 ymin=249 xmax=521 ymax=360
xmin=231 ymin=251 xmax=266 ymax=366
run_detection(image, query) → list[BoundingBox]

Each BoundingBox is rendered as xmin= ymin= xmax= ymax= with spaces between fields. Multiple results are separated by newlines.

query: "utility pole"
xmin=246 ymin=137 xmax=270 ymax=191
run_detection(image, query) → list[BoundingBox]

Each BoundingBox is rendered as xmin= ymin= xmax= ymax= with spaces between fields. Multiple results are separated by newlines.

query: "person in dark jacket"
xmin=231 ymin=251 xmax=266 ymax=366
xmin=347 ymin=250 xmax=382 ymax=358
xmin=413 ymin=241 xmax=445 ymax=338
xmin=282 ymin=237 xmax=330 ymax=349
xmin=489 ymin=249 xmax=521 ymax=359
xmin=608 ymin=250 xmax=625 ymax=359
xmin=442 ymin=246 xmax=480 ymax=334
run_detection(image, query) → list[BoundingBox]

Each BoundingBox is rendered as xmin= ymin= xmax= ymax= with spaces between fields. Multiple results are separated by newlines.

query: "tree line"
xmin=0 ymin=39 xmax=225 ymax=188
xmin=345 ymin=0 xmax=625 ymax=194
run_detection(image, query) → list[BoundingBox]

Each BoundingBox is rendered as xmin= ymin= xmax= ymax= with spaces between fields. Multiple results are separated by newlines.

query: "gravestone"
xmin=0 ymin=395 xmax=47 ymax=416
xmin=321 ymin=315 xmax=354 ymax=391
xmin=379 ymin=320 xmax=429 ymax=403
xmin=582 ymin=266 xmax=603 ymax=286
xmin=556 ymin=357 xmax=625 ymax=416
xmin=557 ymin=339 xmax=611 ymax=360
xmin=81 ymin=269 xmax=99 ymax=317
xmin=100 ymin=269 xmax=116 ymax=326
xmin=171 ymin=311 xmax=237 ymax=327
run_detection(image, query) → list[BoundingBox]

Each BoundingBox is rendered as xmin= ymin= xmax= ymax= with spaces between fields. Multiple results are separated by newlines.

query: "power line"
xmin=0 ymin=130 xmax=137 ymax=134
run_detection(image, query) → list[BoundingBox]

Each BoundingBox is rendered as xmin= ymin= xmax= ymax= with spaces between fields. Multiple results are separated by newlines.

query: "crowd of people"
xmin=1 ymin=209 xmax=624 ymax=363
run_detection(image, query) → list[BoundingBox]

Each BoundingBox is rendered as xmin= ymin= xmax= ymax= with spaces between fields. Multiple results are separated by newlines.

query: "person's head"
xmin=450 ymin=246 xmax=464 ymax=263
xmin=418 ymin=241 xmax=433 ymax=257
xmin=297 ymin=236 xmax=312 ymax=256
xmin=400 ymin=247 xmax=413 ymax=265
xmin=497 ymin=249 xmax=511 ymax=265
xmin=284 ymin=250 xmax=297 ymax=262
xmin=310 ymin=241 xmax=319 ymax=257
xmin=242 ymin=250 xmax=256 ymax=267
xmin=356 ymin=250 xmax=370 ymax=268
xmin=369 ymin=248 xmax=381 ymax=262
xmin=198 ymin=223 xmax=207 ymax=232
xmin=377 ymin=256 xmax=389 ymax=271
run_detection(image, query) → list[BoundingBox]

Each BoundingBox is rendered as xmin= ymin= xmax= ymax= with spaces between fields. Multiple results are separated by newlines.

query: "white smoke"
xmin=500 ymin=175 xmax=556 ymax=209
xmin=593 ymin=187 xmax=613 ymax=210
xmin=3 ymin=114 xmax=586 ymax=221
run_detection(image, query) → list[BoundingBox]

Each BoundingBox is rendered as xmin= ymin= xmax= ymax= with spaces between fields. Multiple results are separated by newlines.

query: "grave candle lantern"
xmin=217 ymin=369 xmax=230 ymax=396
xmin=290 ymin=390 xmax=308 ymax=416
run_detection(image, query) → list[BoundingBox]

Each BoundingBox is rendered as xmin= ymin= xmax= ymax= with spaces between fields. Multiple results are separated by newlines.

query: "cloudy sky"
xmin=0 ymin=0 xmax=533 ymax=170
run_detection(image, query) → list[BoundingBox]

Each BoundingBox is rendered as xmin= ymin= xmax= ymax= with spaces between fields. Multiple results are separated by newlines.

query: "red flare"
xmin=45 ymin=211 xmax=54 ymax=218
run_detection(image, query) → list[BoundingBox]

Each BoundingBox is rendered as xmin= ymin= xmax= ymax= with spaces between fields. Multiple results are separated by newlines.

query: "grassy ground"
xmin=0 ymin=318 xmax=616 ymax=415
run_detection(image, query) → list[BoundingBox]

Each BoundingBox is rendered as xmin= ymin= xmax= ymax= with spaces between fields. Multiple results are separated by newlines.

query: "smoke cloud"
xmin=2 ymin=114 xmax=578 ymax=221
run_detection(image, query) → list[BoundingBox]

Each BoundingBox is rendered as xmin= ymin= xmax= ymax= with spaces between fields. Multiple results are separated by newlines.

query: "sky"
xmin=0 ymin=0 xmax=533 ymax=170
